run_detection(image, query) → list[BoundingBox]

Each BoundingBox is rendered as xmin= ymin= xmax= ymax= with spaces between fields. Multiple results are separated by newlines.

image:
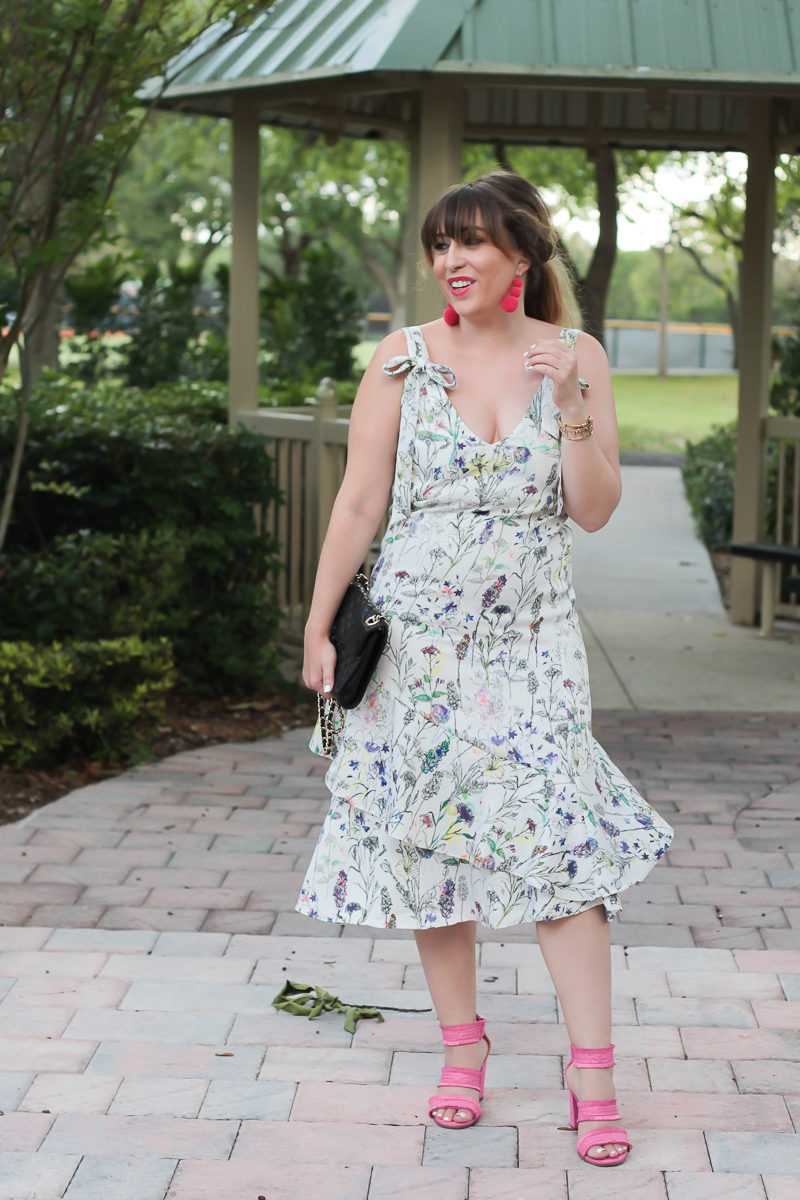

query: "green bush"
xmin=0 ymin=637 xmax=175 ymax=767
xmin=0 ymin=376 xmax=283 ymax=694
xmin=121 ymin=261 xmax=202 ymax=389
xmin=260 ymin=243 xmax=363 ymax=383
xmin=0 ymin=527 xmax=184 ymax=643
xmin=682 ymin=421 xmax=783 ymax=550
xmin=682 ymin=422 xmax=738 ymax=549
xmin=259 ymin=375 xmax=358 ymax=409
xmin=771 ymin=329 xmax=800 ymax=418
xmin=63 ymin=255 xmax=128 ymax=382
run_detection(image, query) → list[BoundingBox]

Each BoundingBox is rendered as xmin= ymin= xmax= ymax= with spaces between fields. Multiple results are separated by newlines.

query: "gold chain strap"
xmin=317 ymin=693 xmax=345 ymax=755
xmin=315 ymin=569 xmax=378 ymax=754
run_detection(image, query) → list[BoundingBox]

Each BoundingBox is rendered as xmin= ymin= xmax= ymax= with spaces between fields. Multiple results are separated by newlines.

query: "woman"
xmin=297 ymin=171 xmax=673 ymax=1165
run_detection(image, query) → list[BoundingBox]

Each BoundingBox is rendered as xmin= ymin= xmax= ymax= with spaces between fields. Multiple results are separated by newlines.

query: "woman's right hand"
xmin=302 ymin=630 xmax=338 ymax=697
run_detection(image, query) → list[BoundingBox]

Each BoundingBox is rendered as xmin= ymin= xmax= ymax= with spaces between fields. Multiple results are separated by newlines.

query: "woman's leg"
xmin=413 ymin=920 xmax=488 ymax=1124
xmin=536 ymin=904 xmax=628 ymax=1160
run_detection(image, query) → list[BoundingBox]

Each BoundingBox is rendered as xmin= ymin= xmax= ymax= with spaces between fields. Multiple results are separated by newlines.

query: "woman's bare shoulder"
xmin=530 ymin=317 xmax=568 ymax=340
xmin=571 ymin=327 xmax=610 ymax=367
xmin=373 ymin=327 xmax=410 ymax=362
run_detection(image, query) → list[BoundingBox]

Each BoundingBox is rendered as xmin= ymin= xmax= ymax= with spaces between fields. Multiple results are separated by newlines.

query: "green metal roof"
xmin=148 ymin=0 xmax=800 ymax=150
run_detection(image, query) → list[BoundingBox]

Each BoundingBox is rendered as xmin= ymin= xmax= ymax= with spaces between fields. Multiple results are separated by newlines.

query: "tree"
xmin=660 ymin=153 xmax=800 ymax=367
xmin=463 ymin=143 xmax=670 ymax=345
xmin=108 ymin=121 xmax=410 ymax=325
xmin=110 ymin=110 xmax=233 ymax=274
xmin=256 ymin=130 xmax=409 ymax=325
xmin=0 ymin=0 xmax=271 ymax=551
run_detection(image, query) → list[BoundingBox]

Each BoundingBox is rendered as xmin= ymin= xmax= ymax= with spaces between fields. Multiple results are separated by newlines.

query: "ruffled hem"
xmin=295 ymin=893 xmax=622 ymax=931
xmin=295 ymin=793 xmax=638 ymax=930
xmin=310 ymin=705 xmax=673 ymax=901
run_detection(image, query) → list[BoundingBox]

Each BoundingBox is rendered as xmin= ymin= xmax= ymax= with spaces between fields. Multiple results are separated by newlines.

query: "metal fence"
xmin=365 ymin=316 xmax=795 ymax=373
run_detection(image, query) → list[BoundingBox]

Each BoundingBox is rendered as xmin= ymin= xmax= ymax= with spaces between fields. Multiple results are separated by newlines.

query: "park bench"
xmin=730 ymin=542 xmax=800 ymax=636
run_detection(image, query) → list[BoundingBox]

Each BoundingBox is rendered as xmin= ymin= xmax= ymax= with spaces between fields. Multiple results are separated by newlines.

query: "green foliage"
xmin=65 ymin=255 xmax=128 ymax=333
xmin=0 ymin=527 xmax=184 ymax=643
xmin=259 ymin=376 xmax=358 ymax=409
xmin=121 ymin=260 xmax=202 ymax=388
xmin=0 ymin=636 xmax=175 ymax=767
xmin=682 ymin=423 xmax=738 ymax=548
xmin=0 ymin=0 xmax=268 ymax=380
xmin=771 ymin=329 xmax=800 ymax=418
xmin=0 ymin=376 xmax=283 ymax=694
xmin=63 ymin=254 xmax=129 ymax=381
xmin=682 ymin=422 xmax=785 ymax=550
xmin=261 ymin=244 xmax=364 ymax=383
xmin=607 ymin=247 xmax=730 ymax=323
xmin=110 ymin=111 xmax=232 ymax=269
xmin=185 ymin=330 xmax=230 ymax=384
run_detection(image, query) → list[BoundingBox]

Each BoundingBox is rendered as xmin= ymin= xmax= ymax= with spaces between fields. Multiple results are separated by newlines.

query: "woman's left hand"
xmin=523 ymin=338 xmax=586 ymax=423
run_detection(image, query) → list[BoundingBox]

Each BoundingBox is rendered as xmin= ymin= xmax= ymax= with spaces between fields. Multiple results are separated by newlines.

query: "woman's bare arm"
xmin=303 ymin=330 xmax=406 ymax=692
xmin=556 ymin=332 xmax=622 ymax=533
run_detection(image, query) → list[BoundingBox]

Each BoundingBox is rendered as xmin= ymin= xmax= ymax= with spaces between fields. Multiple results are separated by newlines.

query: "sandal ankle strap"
xmin=439 ymin=1015 xmax=485 ymax=1046
xmin=574 ymin=1097 xmax=621 ymax=1122
xmin=568 ymin=1042 xmax=616 ymax=1069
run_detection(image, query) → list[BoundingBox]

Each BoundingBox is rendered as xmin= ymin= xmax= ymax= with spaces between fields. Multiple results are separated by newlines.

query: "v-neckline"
xmin=414 ymin=327 xmax=550 ymax=449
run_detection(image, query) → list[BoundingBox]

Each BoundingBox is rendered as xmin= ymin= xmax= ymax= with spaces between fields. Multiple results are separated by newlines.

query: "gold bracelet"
xmin=558 ymin=413 xmax=594 ymax=440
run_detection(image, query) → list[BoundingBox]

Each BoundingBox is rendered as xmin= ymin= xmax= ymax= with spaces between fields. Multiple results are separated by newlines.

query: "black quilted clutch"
xmin=317 ymin=572 xmax=388 ymax=755
xmin=329 ymin=572 xmax=388 ymax=707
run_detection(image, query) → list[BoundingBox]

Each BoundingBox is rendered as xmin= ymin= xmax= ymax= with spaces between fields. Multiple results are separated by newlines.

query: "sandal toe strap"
xmin=438 ymin=1065 xmax=482 ymax=1089
xmin=577 ymin=1126 xmax=632 ymax=1157
xmin=428 ymin=1093 xmax=482 ymax=1119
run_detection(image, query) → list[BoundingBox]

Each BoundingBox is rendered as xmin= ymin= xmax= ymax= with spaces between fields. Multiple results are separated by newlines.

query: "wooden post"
xmin=657 ymin=245 xmax=668 ymax=378
xmin=730 ymin=99 xmax=776 ymax=625
xmin=229 ymin=98 xmax=261 ymax=427
xmin=404 ymin=82 xmax=464 ymax=326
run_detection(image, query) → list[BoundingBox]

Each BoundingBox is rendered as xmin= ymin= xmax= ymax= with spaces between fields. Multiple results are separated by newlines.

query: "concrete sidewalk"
xmin=0 ymin=463 xmax=798 ymax=1199
xmin=572 ymin=463 xmax=800 ymax=711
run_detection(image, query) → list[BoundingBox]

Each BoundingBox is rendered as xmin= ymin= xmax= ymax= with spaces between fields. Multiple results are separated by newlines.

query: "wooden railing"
xmin=239 ymin=385 xmax=800 ymax=640
xmin=237 ymin=379 xmax=387 ymax=644
xmin=766 ymin=414 xmax=800 ymax=622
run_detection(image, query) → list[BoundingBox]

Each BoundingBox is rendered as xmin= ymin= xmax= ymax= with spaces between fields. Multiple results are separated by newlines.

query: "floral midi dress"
xmin=296 ymin=326 xmax=674 ymax=930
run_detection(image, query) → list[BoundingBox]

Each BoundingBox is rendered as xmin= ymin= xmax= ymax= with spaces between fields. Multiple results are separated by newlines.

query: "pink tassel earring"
xmin=501 ymin=277 xmax=523 ymax=313
xmin=443 ymin=303 xmax=459 ymax=325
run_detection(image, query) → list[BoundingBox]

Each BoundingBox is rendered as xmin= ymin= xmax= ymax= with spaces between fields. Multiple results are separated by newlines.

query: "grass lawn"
xmin=356 ymin=339 xmax=737 ymax=453
xmin=612 ymin=374 xmax=737 ymax=452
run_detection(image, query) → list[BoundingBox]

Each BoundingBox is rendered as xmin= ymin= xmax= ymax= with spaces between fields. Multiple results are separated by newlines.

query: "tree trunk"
xmin=677 ymin=238 xmax=740 ymax=370
xmin=0 ymin=282 xmax=61 ymax=554
xmin=24 ymin=289 xmax=61 ymax=382
xmin=579 ymin=147 xmax=619 ymax=346
xmin=364 ymin=253 xmax=405 ymax=331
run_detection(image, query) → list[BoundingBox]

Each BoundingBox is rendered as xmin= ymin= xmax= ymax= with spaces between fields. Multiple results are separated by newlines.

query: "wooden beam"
xmin=405 ymin=82 xmax=464 ymax=326
xmin=229 ymin=97 xmax=261 ymax=426
xmin=730 ymin=98 xmax=777 ymax=625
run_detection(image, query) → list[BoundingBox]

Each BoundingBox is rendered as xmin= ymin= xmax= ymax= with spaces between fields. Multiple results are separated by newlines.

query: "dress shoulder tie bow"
xmin=381 ymin=354 xmax=457 ymax=390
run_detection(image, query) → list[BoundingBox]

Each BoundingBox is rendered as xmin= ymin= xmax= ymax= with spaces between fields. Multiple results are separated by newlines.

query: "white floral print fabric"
xmin=296 ymin=326 xmax=674 ymax=929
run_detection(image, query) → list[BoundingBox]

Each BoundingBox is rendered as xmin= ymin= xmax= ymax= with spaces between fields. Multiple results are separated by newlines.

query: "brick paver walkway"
xmin=0 ymin=711 xmax=799 ymax=1199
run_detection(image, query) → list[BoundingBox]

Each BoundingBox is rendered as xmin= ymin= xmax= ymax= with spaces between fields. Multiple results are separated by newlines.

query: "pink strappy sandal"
xmin=566 ymin=1043 xmax=632 ymax=1166
xmin=428 ymin=1014 xmax=491 ymax=1130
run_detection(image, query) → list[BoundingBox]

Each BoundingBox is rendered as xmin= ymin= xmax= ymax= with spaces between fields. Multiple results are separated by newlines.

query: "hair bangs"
xmin=420 ymin=182 xmax=515 ymax=263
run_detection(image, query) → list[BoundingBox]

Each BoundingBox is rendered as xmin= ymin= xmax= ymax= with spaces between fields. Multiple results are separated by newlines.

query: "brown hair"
xmin=420 ymin=170 xmax=579 ymax=327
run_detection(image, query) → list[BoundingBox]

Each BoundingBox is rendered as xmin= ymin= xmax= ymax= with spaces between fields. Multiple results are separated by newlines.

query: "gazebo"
xmin=146 ymin=0 xmax=800 ymax=628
